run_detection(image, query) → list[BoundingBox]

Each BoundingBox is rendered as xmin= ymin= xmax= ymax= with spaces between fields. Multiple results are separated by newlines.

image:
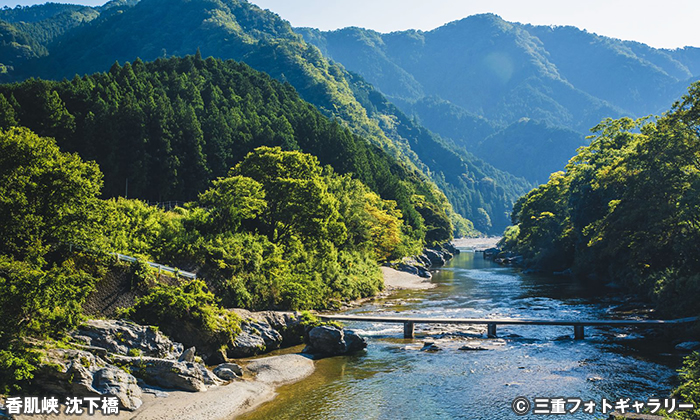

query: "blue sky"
xmin=3 ymin=0 xmax=699 ymax=49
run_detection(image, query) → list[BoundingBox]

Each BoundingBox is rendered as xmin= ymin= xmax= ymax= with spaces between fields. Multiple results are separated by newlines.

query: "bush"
xmin=120 ymin=279 xmax=241 ymax=354
xmin=672 ymin=352 xmax=700 ymax=419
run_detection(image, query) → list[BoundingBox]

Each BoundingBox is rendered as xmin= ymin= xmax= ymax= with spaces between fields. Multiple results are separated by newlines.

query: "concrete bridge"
xmin=319 ymin=314 xmax=698 ymax=340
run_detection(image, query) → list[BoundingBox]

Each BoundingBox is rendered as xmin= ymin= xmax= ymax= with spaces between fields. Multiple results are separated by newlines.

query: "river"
xmin=239 ymin=247 xmax=681 ymax=419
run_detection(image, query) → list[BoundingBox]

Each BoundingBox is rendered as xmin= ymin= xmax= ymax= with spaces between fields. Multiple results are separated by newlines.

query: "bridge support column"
xmin=487 ymin=323 xmax=497 ymax=338
xmin=574 ymin=325 xmax=584 ymax=340
xmin=404 ymin=322 xmax=415 ymax=339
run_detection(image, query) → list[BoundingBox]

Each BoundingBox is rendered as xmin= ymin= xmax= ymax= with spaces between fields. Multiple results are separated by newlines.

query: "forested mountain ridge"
xmin=298 ymin=14 xmax=700 ymax=129
xmin=296 ymin=15 xmax=700 ymax=185
xmin=0 ymin=0 xmax=531 ymax=233
xmin=0 ymin=54 xmax=460 ymax=243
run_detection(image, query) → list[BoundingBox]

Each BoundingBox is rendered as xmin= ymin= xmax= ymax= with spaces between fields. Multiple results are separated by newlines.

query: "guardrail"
xmin=68 ymin=243 xmax=196 ymax=280
xmin=113 ymin=253 xmax=197 ymax=279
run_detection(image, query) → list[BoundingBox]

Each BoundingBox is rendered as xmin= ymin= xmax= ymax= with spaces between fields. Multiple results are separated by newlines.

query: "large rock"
xmin=303 ymin=326 xmax=367 ymax=356
xmin=423 ymin=249 xmax=446 ymax=267
xmin=178 ymin=347 xmax=196 ymax=363
xmin=111 ymin=355 xmax=213 ymax=392
xmin=35 ymin=349 xmax=142 ymax=411
xmin=226 ymin=312 xmax=294 ymax=358
xmin=71 ymin=319 xmax=183 ymax=359
xmin=92 ymin=367 xmax=143 ymax=410
xmin=212 ymin=362 xmax=242 ymax=380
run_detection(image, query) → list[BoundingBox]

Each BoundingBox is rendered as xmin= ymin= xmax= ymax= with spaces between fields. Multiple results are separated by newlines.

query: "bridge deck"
xmin=319 ymin=315 xmax=697 ymax=339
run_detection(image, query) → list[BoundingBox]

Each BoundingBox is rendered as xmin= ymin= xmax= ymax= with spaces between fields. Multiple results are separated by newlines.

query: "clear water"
xmin=239 ymin=250 xmax=681 ymax=420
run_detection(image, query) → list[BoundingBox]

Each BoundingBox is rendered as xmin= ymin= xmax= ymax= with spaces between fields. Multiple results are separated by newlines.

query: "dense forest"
xmin=0 ymin=0 xmax=530 ymax=233
xmin=501 ymin=83 xmax=700 ymax=318
xmin=0 ymin=54 xmax=459 ymax=242
xmin=0 ymin=54 xmax=464 ymax=392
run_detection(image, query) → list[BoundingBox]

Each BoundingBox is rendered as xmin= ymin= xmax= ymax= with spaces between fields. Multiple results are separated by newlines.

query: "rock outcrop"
xmin=71 ymin=319 xmax=183 ymax=359
xmin=302 ymin=326 xmax=367 ymax=356
xmin=226 ymin=310 xmax=305 ymax=359
xmin=110 ymin=355 xmax=220 ymax=392
xmin=34 ymin=320 xmax=225 ymax=411
xmin=36 ymin=348 xmax=143 ymax=411
xmin=386 ymin=241 xmax=461 ymax=278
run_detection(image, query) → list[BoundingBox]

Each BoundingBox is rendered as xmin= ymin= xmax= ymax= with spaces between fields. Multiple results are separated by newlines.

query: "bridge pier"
xmin=487 ymin=323 xmax=497 ymax=338
xmin=404 ymin=321 xmax=415 ymax=339
xmin=574 ymin=325 xmax=584 ymax=340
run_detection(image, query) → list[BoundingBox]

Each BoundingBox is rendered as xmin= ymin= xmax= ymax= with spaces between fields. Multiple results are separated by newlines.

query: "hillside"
xmin=296 ymin=15 xmax=700 ymax=186
xmin=0 ymin=54 xmax=462 ymax=242
xmin=0 ymin=0 xmax=531 ymax=234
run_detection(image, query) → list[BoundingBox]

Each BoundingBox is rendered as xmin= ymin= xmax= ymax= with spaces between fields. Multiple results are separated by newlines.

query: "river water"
xmin=240 ymin=248 xmax=681 ymax=419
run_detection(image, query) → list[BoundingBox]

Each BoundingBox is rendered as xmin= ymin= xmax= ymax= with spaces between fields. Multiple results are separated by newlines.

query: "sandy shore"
xmin=452 ymin=236 xmax=501 ymax=251
xmin=14 ymin=354 xmax=314 ymax=420
xmin=380 ymin=266 xmax=435 ymax=290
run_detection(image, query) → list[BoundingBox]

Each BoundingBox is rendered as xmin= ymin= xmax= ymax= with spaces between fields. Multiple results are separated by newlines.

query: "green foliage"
xmin=505 ymin=82 xmax=700 ymax=316
xmin=0 ymin=346 xmax=41 ymax=394
xmin=672 ymin=352 xmax=700 ymax=420
xmin=121 ymin=279 xmax=241 ymax=352
xmin=0 ymin=256 xmax=94 ymax=342
xmin=298 ymin=310 xmax=342 ymax=330
xmin=0 ymin=54 xmax=452 ymax=243
xmin=0 ymin=127 xmax=103 ymax=265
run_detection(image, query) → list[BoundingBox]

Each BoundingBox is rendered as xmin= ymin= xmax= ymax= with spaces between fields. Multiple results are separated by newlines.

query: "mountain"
xmin=296 ymin=15 xmax=700 ymax=186
xmin=0 ymin=54 xmax=457 ymax=245
xmin=0 ymin=0 xmax=531 ymax=233
xmin=297 ymin=14 xmax=700 ymax=130
xmin=474 ymin=119 xmax=586 ymax=185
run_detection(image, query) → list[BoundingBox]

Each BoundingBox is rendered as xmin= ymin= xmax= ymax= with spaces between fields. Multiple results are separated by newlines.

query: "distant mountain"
xmin=296 ymin=15 xmax=700 ymax=188
xmin=0 ymin=0 xmax=531 ymax=233
xmin=474 ymin=119 xmax=586 ymax=185
xmin=297 ymin=14 xmax=700 ymax=130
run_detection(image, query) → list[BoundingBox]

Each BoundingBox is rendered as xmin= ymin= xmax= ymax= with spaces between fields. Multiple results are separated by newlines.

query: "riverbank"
xmin=12 ymin=354 xmax=314 ymax=420
xmin=452 ymin=236 xmax=501 ymax=251
xmin=381 ymin=266 xmax=435 ymax=290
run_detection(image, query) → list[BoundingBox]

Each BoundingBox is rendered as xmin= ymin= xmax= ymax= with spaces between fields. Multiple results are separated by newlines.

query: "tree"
xmin=231 ymin=146 xmax=347 ymax=245
xmin=197 ymin=175 xmax=266 ymax=234
xmin=0 ymin=127 xmax=103 ymax=265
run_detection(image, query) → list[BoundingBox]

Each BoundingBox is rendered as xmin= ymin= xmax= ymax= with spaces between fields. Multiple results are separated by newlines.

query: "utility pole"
xmin=125 ymin=178 xmax=128 ymax=199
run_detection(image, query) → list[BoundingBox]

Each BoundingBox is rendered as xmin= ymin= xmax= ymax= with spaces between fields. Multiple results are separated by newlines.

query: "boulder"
xmin=212 ymin=367 xmax=237 ymax=381
xmin=178 ymin=347 xmax=196 ymax=363
xmin=421 ymin=342 xmax=442 ymax=352
xmin=111 ymin=355 xmax=209 ymax=392
xmin=35 ymin=349 xmax=142 ymax=411
xmin=214 ymin=362 xmax=243 ymax=377
xmin=458 ymin=345 xmax=488 ymax=351
xmin=227 ymin=320 xmax=284 ymax=358
xmin=344 ymin=330 xmax=368 ymax=353
xmin=303 ymin=326 xmax=367 ymax=356
xmin=212 ymin=362 xmax=243 ymax=381
xmin=71 ymin=319 xmax=183 ymax=359
xmin=423 ymin=249 xmax=446 ymax=267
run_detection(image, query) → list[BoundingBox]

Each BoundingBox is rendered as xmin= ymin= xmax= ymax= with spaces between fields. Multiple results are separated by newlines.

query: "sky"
xmin=3 ymin=0 xmax=699 ymax=49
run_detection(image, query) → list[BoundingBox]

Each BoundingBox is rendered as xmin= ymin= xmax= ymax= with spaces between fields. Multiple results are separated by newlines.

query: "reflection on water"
xmin=238 ymin=251 xmax=680 ymax=420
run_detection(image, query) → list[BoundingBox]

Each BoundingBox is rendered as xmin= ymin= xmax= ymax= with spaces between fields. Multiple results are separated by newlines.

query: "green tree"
xmin=0 ymin=127 xmax=103 ymax=265
xmin=232 ymin=146 xmax=347 ymax=245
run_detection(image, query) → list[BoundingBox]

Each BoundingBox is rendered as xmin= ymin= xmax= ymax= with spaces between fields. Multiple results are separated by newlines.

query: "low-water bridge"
xmin=319 ymin=314 xmax=698 ymax=340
